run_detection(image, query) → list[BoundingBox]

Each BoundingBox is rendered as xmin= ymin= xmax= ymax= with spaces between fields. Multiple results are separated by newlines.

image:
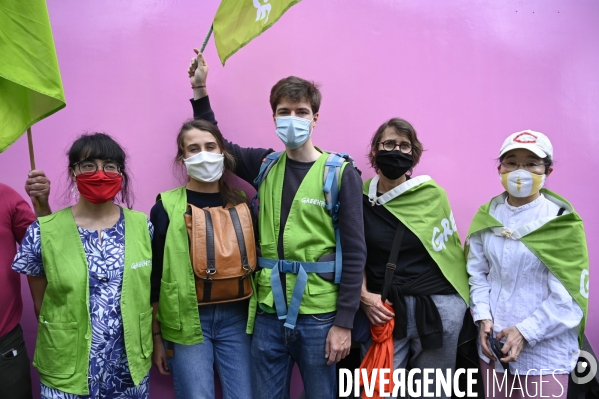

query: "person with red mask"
xmin=12 ymin=133 xmax=154 ymax=399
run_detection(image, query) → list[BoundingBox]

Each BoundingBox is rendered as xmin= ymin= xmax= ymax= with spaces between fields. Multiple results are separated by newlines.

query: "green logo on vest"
xmin=131 ymin=260 xmax=152 ymax=269
xmin=301 ymin=197 xmax=325 ymax=207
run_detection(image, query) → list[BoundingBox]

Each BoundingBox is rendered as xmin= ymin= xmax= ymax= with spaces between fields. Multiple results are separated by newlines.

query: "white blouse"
xmin=467 ymin=194 xmax=582 ymax=374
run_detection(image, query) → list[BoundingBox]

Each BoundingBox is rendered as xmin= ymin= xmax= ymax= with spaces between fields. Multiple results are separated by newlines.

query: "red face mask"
xmin=76 ymin=171 xmax=123 ymax=204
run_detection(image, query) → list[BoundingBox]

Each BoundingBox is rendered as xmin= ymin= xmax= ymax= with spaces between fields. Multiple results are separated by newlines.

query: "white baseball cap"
xmin=499 ymin=130 xmax=553 ymax=158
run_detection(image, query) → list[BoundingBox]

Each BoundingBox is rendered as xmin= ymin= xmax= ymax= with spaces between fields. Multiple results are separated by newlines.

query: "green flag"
xmin=213 ymin=0 xmax=301 ymax=65
xmin=0 ymin=0 xmax=66 ymax=153
xmin=466 ymin=189 xmax=590 ymax=347
xmin=364 ymin=175 xmax=470 ymax=305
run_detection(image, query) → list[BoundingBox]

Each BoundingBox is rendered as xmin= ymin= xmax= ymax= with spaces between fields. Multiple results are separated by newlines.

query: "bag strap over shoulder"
xmin=250 ymin=151 xmax=283 ymax=215
xmin=381 ymin=222 xmax=406 ymax=303
xmin=253 ymin=151 xmax=284 ymax=189
xmin=323 ymin=152 xmax=346 ymax=284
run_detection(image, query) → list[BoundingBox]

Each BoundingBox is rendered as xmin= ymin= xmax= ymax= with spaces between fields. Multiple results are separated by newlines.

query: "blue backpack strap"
xmin=251 ymin=151 xmax=283 ymax=214
xmin=253 ymin=151 xmax=283 ymax=188
xmin=322 ymin=152 xmax=349 ymax=284
xmin=259 ymin=257 xmax=335 ymax=329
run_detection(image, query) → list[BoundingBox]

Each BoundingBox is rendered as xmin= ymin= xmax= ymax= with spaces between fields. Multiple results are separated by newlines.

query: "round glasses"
xmin=73 ymin=161 xmax=122 ymax=178
xmin=500 ymin=161 xmax=546 ymax=173
xmin=378 ymin=140 xmax=412 ymax=153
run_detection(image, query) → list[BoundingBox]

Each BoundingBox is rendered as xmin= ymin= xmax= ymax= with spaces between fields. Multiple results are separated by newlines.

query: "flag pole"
xmin=27 ymin=128 xmax=36 ymax=170
xmin=200 ymin=24 xmax=213 ymax=53
xmin=27 ymin=127 xmax=40 ymax=212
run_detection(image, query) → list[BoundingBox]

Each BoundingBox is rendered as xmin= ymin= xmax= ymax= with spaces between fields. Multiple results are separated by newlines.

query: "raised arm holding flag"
xmin=0 ymin=0 xmax=65 ymax=215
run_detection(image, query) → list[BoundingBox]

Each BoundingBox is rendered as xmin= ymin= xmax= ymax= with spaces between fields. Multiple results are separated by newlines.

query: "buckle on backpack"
xmin=279 ymin=260 xmax=300 ymax=274
xmin=241 ymin=256 xmax=253 ymax=271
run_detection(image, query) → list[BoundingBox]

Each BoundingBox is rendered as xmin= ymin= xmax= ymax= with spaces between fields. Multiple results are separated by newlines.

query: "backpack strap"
xmin=251 ymin=151 xmax=283 ymax=214
xmin=323 ymin=152 xmax=347 ymax=284
xmin=258 ymin=257 xmax=336 ymax=329
xmin=228 ymin=207 xmax=252 ymax=273
xmin=253 ymin=151 xmax=284 ymax=189
xmin=202 ymin=208 xmax=216 ymax=302
xmin=321 ymin=151 xmax=361 ymax=284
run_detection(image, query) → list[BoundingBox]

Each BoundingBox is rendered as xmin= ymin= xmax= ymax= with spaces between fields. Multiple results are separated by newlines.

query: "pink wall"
xmin=1 ymin=0 xmax=597 ymax=397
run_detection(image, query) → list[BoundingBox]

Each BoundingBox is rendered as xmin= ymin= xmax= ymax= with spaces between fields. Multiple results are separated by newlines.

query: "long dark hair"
xmin=175 ymin=119 xmax=246 ymax=206
xmin=67 ymin=132 xmax=134 ymax=208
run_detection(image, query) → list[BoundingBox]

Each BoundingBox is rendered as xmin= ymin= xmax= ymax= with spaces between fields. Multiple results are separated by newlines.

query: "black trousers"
xmin=0 ymin=324 xmax=33 ymax=399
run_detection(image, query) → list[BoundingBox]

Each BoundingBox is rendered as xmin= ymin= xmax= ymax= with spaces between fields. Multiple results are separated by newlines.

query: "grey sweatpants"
xmin=362 ymin=294 xmax=467 ymax=399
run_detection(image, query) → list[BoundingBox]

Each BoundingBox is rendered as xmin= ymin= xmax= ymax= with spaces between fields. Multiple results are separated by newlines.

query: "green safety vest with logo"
xmin=465 ymin=189 xmax=589 ymax=346
xmin=156 ymin=186 xmax=253 ymax=343
xmin=253 ymin=152 xmax=347 ymax=328
xmin=35 ymin=207 xmax=153 ymax=395
xmin=364 ymin=175 xmax=470 ymax=305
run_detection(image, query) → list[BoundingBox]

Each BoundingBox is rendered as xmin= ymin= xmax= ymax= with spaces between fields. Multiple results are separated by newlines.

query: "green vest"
xmin=157 ymin=186 xmax=204 ymax=344
xmin=466 ymin=189 xmax=589 ymax=346
xmin=255 ymin=152 xmax=346 ymax=316
xmin=363 ymin=175 xmax=470 ymax=305
xmin=35 ymin=207 xmax=152 ymax=395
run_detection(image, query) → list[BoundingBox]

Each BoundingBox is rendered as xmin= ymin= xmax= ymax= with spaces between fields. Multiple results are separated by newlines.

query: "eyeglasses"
xmin=378 ymin=140 xmax=412 ymax=153
xmin=500 ymin=160 xmax=546 ymax=172
xmin=73 ymin=161 xmax=122 ymax=178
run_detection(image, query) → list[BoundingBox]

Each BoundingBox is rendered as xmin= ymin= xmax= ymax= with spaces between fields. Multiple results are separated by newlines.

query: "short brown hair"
xmin=367 ymin=118 xmax=424 ymax=175
xmin=269 ymin=76 xmax=322 ymax=114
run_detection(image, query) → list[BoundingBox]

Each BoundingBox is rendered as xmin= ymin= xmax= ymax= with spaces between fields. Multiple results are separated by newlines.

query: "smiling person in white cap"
xmin=465 ymin=130 xmax=590 ymax=398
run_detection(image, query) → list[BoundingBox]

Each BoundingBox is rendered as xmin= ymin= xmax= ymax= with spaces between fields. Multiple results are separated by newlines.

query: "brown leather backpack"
xmin=184 ymin=202 xmax=256 ymax=305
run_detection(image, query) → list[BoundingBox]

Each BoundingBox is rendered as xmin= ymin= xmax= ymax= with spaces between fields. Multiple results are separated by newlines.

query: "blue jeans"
xmin=251 ymin=310 xmax=337 ymax=399
xmin=165 ymin=301 xmax=252 ymax=399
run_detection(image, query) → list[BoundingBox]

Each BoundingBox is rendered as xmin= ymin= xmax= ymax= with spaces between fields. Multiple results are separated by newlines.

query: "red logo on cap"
xmin=513 ymin=132 xmax=537 ymax=143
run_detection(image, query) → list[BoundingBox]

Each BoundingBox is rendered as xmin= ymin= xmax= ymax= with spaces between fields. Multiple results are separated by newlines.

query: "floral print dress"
xmin=12 ymin=208 xmax=153 ymax=399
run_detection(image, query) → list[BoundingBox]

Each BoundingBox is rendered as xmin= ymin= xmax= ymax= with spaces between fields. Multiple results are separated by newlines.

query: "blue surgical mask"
xmin=275 ymin=116 xmax=313 ymax=149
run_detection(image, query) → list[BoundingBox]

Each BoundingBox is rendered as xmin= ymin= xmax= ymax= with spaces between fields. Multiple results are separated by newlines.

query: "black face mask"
xmin=375 ymin=150 xmax=414 ymax=180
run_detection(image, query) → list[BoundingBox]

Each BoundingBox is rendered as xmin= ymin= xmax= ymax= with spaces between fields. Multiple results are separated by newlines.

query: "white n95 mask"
xmin=184 ymin=151 xmax=224 ymax=183
xmin=500 ymin=169 xmax=546 ymax=198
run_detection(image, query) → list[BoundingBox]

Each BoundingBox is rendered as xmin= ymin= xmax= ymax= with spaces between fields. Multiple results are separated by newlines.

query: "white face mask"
xmin=500 ymin=169 xmax=546 ymax=198
xmin=184 ymin=151 xmax=224 ymax=183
